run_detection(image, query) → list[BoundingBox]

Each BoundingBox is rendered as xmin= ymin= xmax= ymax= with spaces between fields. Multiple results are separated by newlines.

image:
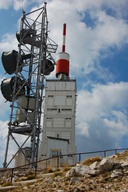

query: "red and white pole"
xmin=62 ymin=23 xmax=66 ymax=52
xmin=56 ymin=23 xmax=70 ymax=79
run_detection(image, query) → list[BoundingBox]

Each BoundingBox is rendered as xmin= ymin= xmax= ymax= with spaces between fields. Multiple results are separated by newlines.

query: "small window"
xmin=52 ymin=151 xmax=58 ymax=157
xmin=62 ymin=109 xmax=72 ymax=111
xmin=67 ymin=95 xmax=72 ymax=98
xmin=51 ymin=149 xmax=61 ymax=157
xmin=47 ymin=108 xmax=57 ymax=111
xmin=46 ymin=117 xmax=52 ymax=120
xmin=48 ymin=95 xmax=53 ymax=97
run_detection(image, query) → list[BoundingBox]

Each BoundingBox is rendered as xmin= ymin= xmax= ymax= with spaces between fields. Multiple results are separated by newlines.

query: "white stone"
xmin=98 ymin=158 xmax=114 ymax=172
xmin=124 ymin=170 xmax=128 ymax=175
xmin=70 ymin=177 xmax=81 ymax=184
xmin=87 ymin=169 xmax=100 ymax=176
xmin=111 ymin=169 xmax=123 ymax=178
xmin=66 ymin=168 xmax=76 ymax=177
xmin=75 ymin=165 xmax=82 ymax=173
xmin=13 ymin=175 xmax=19 ymax=182
xmin=121 ymin=162 xmax=128 ymax=168
xmin=23 ymin=186 xmax=28 ymax=190
xmin=79 ymin=166 xmax=90 ymax=175
xmin=89 ymin=161 xmax=99 ymax=170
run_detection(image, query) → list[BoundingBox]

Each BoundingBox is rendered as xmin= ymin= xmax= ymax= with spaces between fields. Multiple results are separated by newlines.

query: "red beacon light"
xmin=56 ymin=23 xmax=70 ymax=80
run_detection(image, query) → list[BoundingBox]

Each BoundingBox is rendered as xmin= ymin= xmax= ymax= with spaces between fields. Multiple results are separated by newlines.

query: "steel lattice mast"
xmin=2 ymin=2 xmax=57 ymax=168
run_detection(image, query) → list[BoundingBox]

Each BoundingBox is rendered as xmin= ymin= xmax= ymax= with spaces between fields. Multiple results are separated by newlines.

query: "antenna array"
xmin=1 ymin=2 xmax=57 ymax=168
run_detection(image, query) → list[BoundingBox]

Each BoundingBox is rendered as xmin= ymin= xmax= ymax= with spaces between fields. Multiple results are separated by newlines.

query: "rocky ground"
xmin=0 ymin=150 xmax=128 ymax=192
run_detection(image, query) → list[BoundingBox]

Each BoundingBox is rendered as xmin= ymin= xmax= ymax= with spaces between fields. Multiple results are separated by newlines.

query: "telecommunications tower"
xmin=38 ymin=24 xmax=77 ymax=166
xmin=1 ymin=2 xmax=57 ymax=168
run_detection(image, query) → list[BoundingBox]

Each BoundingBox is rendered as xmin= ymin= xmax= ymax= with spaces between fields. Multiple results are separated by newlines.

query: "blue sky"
xmin=0 ymin=0 xmax=128 ymax=167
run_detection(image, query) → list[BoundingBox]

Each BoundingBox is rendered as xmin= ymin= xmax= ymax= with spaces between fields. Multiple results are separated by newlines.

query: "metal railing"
xmin=0 ymin=147 xmax=128 ymax=183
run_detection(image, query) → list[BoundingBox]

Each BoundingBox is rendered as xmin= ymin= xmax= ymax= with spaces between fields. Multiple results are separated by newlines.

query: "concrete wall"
xmin=38 ymin=80 xmax=77 ymax=166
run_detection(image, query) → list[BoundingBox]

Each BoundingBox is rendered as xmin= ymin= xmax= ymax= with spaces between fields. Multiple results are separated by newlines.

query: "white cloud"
xmin=77 ymin=122 xmax=89 ymax=137
xmin=76 ymin=82 xmax=128 ymax=150
xmin=77 ymin=82 xmax=128 ymax=121
xmin=0 ymin=0 xmax=29 ymax=10
xmin=0 ymin=33 xmax=18 ymax=53
xmin=0 ymin=0 xmax=43 ymax=10
xmin=0 ymin=0 xmax=12 ymax=9
xmin=13 ymin=0 xmax=28 ymax=10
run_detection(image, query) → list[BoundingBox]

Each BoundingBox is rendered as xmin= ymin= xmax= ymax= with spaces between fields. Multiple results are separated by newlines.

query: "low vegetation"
xmin=52 ymin=171 xmax=63 ymax=178
xmin=63 ymin=167 xmax=71 ymax=172
xmin=2 ymin=181 xmax=13 ymax=187
xmin=26 ymin=174 xmax=36 ymax=180
xmin=46 ymin=168 xmax=53 ymax=173
xmin=82 ymin=156 xmax=102 ymax=166
xmin=115 ymin=150 xmax=128 ymax=161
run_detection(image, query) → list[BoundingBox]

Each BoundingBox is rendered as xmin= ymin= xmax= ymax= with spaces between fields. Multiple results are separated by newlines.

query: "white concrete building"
xmin=38 ymin=79 xmax=77 ymax=165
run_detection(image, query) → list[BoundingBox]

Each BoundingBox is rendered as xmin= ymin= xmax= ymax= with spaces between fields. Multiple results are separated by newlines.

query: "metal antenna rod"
xmin=62 ymin=23 xmax=66 ymax=52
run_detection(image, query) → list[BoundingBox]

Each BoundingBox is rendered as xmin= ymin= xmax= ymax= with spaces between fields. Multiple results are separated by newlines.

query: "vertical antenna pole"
xmin=62 ymin=23 xmax=66 ymax=52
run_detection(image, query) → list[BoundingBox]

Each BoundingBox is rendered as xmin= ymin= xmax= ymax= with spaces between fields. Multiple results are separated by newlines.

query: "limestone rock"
xmin=75 ymin=164 xmax=82 ymax=173
xmin=89 ymin=161 xmax=99 ymax=170
xmin=111 ymin=169 xmax=123 ymax=178
xmin=54 ymin=176 xmax=61 ymax=182
xmin=66 ymin=165 xmax=90 ymax=177
xmin=12 ymin=175 xmax=19 ymax=182
xmin=113 ymin=162 xmax=121 ymax=169
xmin=78 ymin=165 xmax=90 ymax=176
xmin=66 ymin=168 xmax=76 ymax=177
xmin=121 ymin=162 xmax=128 ymax=168
xmin=98 ymin=158 xmax=114 ymax=173
xmin=73 ymin=188 xmax=81 ymax=192
xmin=87 ymin=169 xmax=100 ymax=176
xmin=23 ymin=186 xmax=28 ymax=190
xmin=124 ymin=170 xmax=128 ymax=175
xmin=70 ymin=177 xmax=81 ymax=184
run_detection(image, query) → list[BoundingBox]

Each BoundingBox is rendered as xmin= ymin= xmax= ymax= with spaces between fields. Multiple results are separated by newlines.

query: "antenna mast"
xmin=1 ymin=2 xmax=57 ymax=168
xmin=62 ymin=23 xmax=66 ymax=52
xmin=56 ymin=23 xmax=70 ymax=80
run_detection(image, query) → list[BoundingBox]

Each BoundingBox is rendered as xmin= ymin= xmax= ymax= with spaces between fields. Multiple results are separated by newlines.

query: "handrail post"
xmin=104 ymin=151 xmax=106 ymax=158
xmin=10 ymin=168 xmax=14 ymax=183
xmin=57 ymin=156 xmax=60 ymax=168
xmin=78 ymin=154 xmax=81 ymax=163
xmin=46 ymin=159 xmax=47 ymax=170
xmin=35 ymin=163 xmax=37 ymax=176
